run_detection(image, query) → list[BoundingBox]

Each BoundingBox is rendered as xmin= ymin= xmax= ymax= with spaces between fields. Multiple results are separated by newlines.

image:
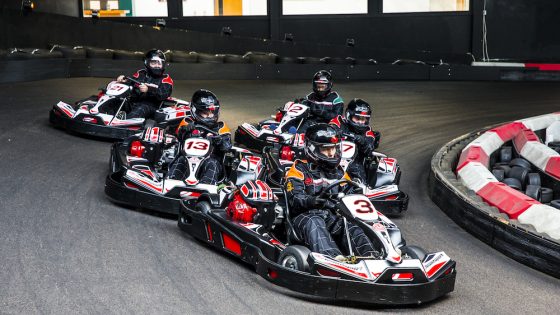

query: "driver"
xmin=168 ymin=89 xmax=232 ymax=185
xmin=296 ymin=70 xmax=344 ymax=133
xmin=284 ymin=124 xmax=378 ymax=261
xmin=329 ymin=98 xmax=380 ymax=183
xmin=115 ymin=49 xmax=174 ymax=119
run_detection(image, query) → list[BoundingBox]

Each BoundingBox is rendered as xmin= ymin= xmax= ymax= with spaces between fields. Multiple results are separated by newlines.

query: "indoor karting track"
xmin=1 ymin=78 xmax=559 ymax=314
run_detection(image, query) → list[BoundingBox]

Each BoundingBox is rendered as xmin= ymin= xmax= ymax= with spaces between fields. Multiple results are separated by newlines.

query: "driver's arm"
xmin=215 ymin=123 xmax=233 ymax=152
xmin=285 ymin=162 xmax=315 ymax=216
xmin=147 ymin=75 xmax=173 ymax=101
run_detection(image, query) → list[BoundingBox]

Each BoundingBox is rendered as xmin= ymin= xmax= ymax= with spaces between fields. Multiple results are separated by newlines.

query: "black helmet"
xmin=345 ymin=98 xmax=372 ymax=133
xmin=312 ymin=70 xmax=333 ymax=98
xmin=304 ymin=123 xmax=341 ymax=169
xmin=191 ymin=89 xmax=220 ymax=128
xmin=144 ymin=49 xmax=166 ymax=77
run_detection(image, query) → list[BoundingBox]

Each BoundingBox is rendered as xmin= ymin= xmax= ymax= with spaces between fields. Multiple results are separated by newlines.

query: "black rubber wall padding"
xmin=51 ymin=45 xmax=87 ymax=59
xmin=323 ymin=57 xmax=355 ymax=65
xmin=4 ymin=48 xmax=63 ymax=60
xmin=300 ymin=57 xmax=324 ymax=65
xmin=170 ymin=51 xmax=198 ymax=63
xmin=85 ymin=47 xmax=114 ymax=59
xmin=276 ymin=56 xmax=296 ymax=64
xmin=223 ymin=54 xmax=250 ymax=64
xmin=197 ymin=53 xmax=224 ymax=64
xmin=355 ymin=58 xmax=378 ymax=65
xmin=244 ymin=52 xmax=278 ymax=64
xmin=113 ymin=50 xmax=144 ymax=61
xmin=0 ymin=58 xmax=69 ymax=83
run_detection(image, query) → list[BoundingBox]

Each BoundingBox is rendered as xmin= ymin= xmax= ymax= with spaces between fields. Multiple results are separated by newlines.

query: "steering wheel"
xmin=125 ymin=76 xmax=142 ymax=86
xmin=317 ymin=178 xmax=363 ymax=200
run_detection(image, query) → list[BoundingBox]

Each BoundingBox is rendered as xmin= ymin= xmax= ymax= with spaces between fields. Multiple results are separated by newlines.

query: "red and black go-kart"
xmin=178 ymin=178 xmax=455 ymax=305
xmin=49 ymin=77 xmax=190 ymax=140
xmin=105 ymin=124 xmax=266 ymax=215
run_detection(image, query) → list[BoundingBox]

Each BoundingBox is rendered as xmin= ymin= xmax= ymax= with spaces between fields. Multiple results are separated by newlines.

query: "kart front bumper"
xmin=50 ymin=108 xmax=140 ymax=140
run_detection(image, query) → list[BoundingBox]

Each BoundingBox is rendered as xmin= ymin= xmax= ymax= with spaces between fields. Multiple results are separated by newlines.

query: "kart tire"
xmin=508 ymin=166 xmax=529 ymax=187
xmin=194 ymin=201 xmax=212 ymax=214
xmin=550 ymin=200 xmax=560 ymax=210
xmin=493 ymin=163 xmax=511 ymax=177
xmin=525 ymin=185 xmax=542 ymax=201
xmin=109 ymin=150 xmax=118 ymax=173
xmin=491 ymin=169 xmax=505 ymax=182
xmin=547 ymin=141 xmax=560 ymax=154
xmin=400 ymin=245 xmax=427 ymax=261
xmin=509 ymin=158 xmax=532 ymax=170
xmin=527 ymin=173 xmax=541 ymax=186
xmin=503 ymin=178 xmax=522 ymax=190
xmin=500 ymin=146 xmax=513 ymax=163
xmin=541 ymin=187 xmax=553 ymax=204
xmin=278 ymin=245 xmax=310 ymax=272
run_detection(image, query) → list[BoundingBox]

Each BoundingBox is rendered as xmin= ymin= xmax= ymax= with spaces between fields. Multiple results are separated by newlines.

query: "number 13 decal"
xmin=353 ymin=199 xmax=374 ymax=213
xmin=185 ymin=141 xmax=208 ymax=150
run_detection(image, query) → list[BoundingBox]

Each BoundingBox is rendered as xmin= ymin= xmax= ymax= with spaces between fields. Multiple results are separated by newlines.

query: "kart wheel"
xmin=503 ymin=177 xmax=522 ymax=190
xmin=527 ymin=173 xmax=541 ymax=187
xmin=550 ymin=200 xmax=560 ymax=210
xmin=508 ymin=166 xmax=529 ymax=188
xmin=500 ymin=146 xmax=513 ymax=163
xmin=493 ymin=163 xmax=511 ymax=177
xmin=400 ymin=245 xmax=427 ymax=261
xmin=278 ymin=245 xmax=310 ymax=272
xmin=194 ymin=201 xmax=211 ymax=214
xmin=109 ymin=151 xmax=118 ymax=173
xmin=491 ymin=169 xmax=505 ymax=182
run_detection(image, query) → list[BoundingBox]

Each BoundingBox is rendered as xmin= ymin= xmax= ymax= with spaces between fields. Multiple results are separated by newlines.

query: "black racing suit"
xmin=168 ymin=117 xmax=232 ymax=185
xmin=329 ymin=115 xmax=380 ymax=184
xmin=297 ymin=91 xmax=344 ymax=134
xmin=126 ymin=69 xmax=174 ymax=119
xmin=284 ymin=160 xmax=376 ymax=257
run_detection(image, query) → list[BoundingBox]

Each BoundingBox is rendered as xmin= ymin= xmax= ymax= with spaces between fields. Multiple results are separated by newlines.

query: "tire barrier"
xmin=429 ymin=115 xmax=560 ymax=278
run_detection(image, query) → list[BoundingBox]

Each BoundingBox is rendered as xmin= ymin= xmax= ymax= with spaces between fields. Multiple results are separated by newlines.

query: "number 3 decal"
xmin=185 ymin=141 xmax=208 ymax=150
xmin=353 ymin=199 xmax=374 ymax=213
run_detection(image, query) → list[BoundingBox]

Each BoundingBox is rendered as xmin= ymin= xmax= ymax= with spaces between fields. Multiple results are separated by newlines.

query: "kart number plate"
xmin=183 ymin=138 xmax=210 ymax=157
xmin=341 ymin=141 xmax=356 ymax=159
xmin=106 ymin=83 xmax=129 ymax=96
xmin=342 ymin=195 xmax=379 ymax=221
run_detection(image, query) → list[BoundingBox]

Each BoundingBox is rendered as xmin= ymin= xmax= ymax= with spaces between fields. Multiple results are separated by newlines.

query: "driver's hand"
xmin=323 ymin=200 xmax=336 ymax=210
xmin=116 ymin=75 xmax=126 ymax=83
xmin=139 ymin=83 xmax=148 ymax=93
xmin=177 ymin=124 xmax=195 ymax=140
xmin=211 ymin=135 xmax=224 ymax=146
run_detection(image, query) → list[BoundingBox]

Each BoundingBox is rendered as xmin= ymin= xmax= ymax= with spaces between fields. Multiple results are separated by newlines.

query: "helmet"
xmin=191 ymin=89 xmax=220 ymax=128
xmin=304 ymin=123 xmax=341 ymax=169
xmin=345 ymin=98 xmax=372 ymax=133
xmin=312 ymin=70 xmax=333 ymax=98
xmin=144 ymin=49 xmax=166 ymax=77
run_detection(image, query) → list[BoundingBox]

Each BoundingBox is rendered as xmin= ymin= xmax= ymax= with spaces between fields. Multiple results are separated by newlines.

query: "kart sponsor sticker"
xmin=286 ymin=181 xmax=294 ymax=192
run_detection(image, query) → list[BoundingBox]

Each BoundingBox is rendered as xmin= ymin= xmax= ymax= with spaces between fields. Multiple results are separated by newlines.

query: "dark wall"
xmin=472 ymin=0 xmax=560 ymax=62
xmin=0 ymin=0 xmax=79 ymax=16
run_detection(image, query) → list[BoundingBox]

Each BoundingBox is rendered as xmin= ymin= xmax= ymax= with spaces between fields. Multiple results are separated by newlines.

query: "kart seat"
xmin=282 ymin=189 xmax=303 ymax=245
xmin=263 ymin=146 xmax=286 ymax=186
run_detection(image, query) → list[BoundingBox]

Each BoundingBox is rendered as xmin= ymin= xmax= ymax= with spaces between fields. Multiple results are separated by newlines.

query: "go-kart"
xmin=105 ymin=124 xmax=265 ymax=215
xmin=177 ymin=178 xmax=456 ymax=305
xmin=49 ymin=77 xmax=190 ymax=140
xmin=235 ymin=101 xmax=310 ymax=152
xmin=261 ymin=139 xmax=408 ymax=216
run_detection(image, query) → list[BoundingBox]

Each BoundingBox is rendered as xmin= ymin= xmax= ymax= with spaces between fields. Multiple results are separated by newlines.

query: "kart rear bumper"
xmin=370 ymin=191 xmax=409 ymax=217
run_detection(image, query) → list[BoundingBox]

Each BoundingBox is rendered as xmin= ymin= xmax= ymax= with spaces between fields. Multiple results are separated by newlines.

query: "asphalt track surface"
xmin=1 ymin=78 xmax=560 ymax=314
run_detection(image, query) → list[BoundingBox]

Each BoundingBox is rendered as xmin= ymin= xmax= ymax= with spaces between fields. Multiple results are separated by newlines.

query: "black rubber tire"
xmin=527 ymin=173 xmax=541 ymax=186
xmin=277 ymin=245 xmax=311 ymax=272
xmin=224 ymin=54 xmax=250 ymax=64
xmin=276 ymin=56 xmax=296 ymax=64
xmin=244 ymin=52 xmax=277 ymax=64
xmin=503 ymin=177 xmax=522 ymax=190
xmin=541 ymin=187 xmax=554 ymax=203
xmin=493 ymin=163 xmax=511 ymax=177
xmin=550 ymin=200 xmax=560 ymax=210
xmin=51 ymin=45 xmax=86 ymax=59
xmin=500 ymin=146 xmax=513 ymax=163
xmin=547 ymin=141 xmax=560 ymax=153
xmin=171 ymin=51 xmax=198 ymax=63
xmin=525 ymin=185 xmax=542 ymax=201
xmin=355 ymin=58 xmax=378 ymax=65
xmin=197 ymin=53 xmax=224 ymax=64
xmin=400 ymin=245 xmax=427 ymax=261
xmin=509 ymin=158 xmax=532 ymax=170
xmin=492 ymin=169 xmax=505 ymax=182
xmin=85 ymin=47 xmax=114 ymax=59
xmin=109 ymin=150 xmax=118 ymax=173
xmin=113 ymin=50 xmax=144 ymax=60
xmin=302 ymin=57 xmax=324 ymax=64
xmin=508 ymin=166 xmax=529 ymax=187
xmin=194 ymin=201 xmax=212 ymax=214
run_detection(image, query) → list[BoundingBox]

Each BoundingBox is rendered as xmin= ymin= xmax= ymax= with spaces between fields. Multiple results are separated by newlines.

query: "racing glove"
xmin=177 ymin=123 xmax=195 ymax=140
xmin=311 ymin=197 xmax=336 ymax=210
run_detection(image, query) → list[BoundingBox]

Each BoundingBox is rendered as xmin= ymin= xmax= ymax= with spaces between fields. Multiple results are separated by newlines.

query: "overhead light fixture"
xmin=22 ymin=0 xmax=34 ymax=14
xmin=284 ymin=33 xmax=294 ymax=42
xmin=221 ymin=26 xmax=232 ymax=36
xmin=346 ymin=38 xmax=355 ymax=47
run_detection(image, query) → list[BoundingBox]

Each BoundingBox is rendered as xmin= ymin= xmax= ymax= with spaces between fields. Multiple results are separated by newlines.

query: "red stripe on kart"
xmin=477 ymin=182 xmax=539 ymax=219
xmin=426 ymin=261 xmax=446 ymax=277
xmin=457 ymin=146 xmax=490 ymax=171
xmin=136 ymin=178 xmax=163 ymax=193
xmin=58 ymin=106 xmax=74 ymax=117
xmin=248 ymin=180 xmax=258 ymax=199
xmin=545 ymin=156 xmax=560 ymax=180
xmin=221 ymin=232 xmax=241 ymax=256
xmin=525 ymin=63 xmax=560 ymax=71
xmin=488 ymin=122 xmax=524 ymax=142
xmin=255 ymin=180 xmax=269 ymax=200
xmin=513 ymin=128 xmax=540 ymax=152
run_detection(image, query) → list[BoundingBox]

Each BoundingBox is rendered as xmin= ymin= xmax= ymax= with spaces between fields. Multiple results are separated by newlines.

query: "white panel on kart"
xmin=341 ymin=195 xmax=379 ymax=221
xmin=105 ymin=83 xmax=130 ymax=96
xmin=341 ymin=141 xmax=357 ymax=159
xmin=546 ymin=121 xmax=560 ymax=145
xmin=183 ymin=138 xmax=211 ymax=157
xmin=285 ymin=103 xmax=308 ymax=117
